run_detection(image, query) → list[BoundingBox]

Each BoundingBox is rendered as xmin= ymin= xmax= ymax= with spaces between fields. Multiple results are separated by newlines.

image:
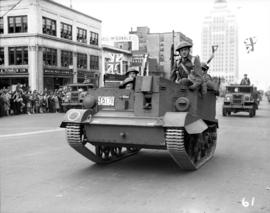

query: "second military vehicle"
xmin=62 ymin=83 xmax=95 ymax=112
xmin=60 ymin=76 xmax=218 ymax=171
xmin=222 ymin=84 xmax=258 ymax=117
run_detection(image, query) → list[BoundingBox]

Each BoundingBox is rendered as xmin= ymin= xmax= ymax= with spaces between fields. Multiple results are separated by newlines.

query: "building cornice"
xmin=0 ymin=33 xmax=101 ymax=50
xmin=102 ymin=44 xmax=132 ymax=55
xmin=43 ymin=0 xmax=102 ymax=23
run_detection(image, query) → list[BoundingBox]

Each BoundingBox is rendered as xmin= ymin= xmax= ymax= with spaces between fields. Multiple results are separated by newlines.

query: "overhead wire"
xmin=0 ymin=0 xmax=24 ymax=18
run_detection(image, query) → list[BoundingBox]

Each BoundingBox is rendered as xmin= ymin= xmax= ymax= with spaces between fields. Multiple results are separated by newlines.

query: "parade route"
xmin=1 ymin=98 xmax=270 ymax=213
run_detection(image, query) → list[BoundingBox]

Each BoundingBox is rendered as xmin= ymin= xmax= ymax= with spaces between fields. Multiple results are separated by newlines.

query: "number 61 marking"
xmin=242 ymin=197 xmax=255 ymax=207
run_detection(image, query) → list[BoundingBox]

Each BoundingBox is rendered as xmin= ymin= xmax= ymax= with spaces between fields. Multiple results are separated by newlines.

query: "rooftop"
xmin=47 ymin=0 xmax=102 ymax=23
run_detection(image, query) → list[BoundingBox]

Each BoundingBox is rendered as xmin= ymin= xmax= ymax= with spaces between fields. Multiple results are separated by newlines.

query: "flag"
xmin=105 ymin=53 xmax=123 ymax=74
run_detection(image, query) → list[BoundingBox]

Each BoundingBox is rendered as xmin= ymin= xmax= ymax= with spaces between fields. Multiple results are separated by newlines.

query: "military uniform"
xmin=171 ymin=54 xmax=203 ymax=82
xmin=201 ymin=62 xmax=219 ymax=94
xmin=240 ymin=78 xmax=251 ymax=85
xmin=119 ymin=67 xmax=139 ymax=89
xmin=170 ymin=51 xmax=204 ymax=92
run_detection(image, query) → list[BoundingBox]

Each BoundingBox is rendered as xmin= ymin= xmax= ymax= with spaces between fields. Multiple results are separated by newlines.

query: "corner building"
xmin=0 ymin=0 xmax=101 ymax=91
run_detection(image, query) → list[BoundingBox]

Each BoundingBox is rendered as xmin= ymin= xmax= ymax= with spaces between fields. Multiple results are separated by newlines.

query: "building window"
xmin=61 ymin=22 xmax=72 ymax=40
xmin=90 ymin=31 xmax=99 ymax=45
xmin=61 ymin=50 xmax=73 ymax=67
xmin=0 ymin=17 xmax=3 ymax=34
xmin=160 ymin=34 xmax=164 ymax=42
xmin=77 ymin=27 xmax=87 ymax=43
xmin=90 ymin=55 xmax=99 ymax=70
xmin=8 ymin=16 xmax=27 ymax=33
xmin=9 ymin=47 xmax=28 ymax=65
xmin=42 ymin=17 xmax=56 ymax=36
xmin=77 ymin=53 xmax=87 ymax=69
xmin=43 ymin=48 xmax=57 ymax=66
xmin=0 ymin=48 xmax=4 ymax=65
xmin=159 ymin=53 xmax=164 ymax=62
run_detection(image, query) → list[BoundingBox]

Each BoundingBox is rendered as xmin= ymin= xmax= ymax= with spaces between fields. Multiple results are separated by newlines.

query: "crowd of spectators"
xmin=0 ymin=84 xmax=67 ymax=117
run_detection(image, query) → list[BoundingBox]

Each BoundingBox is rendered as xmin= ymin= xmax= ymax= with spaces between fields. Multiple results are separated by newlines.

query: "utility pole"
xmin=70 ymin=0 xmax=72 ymax=8
xmin=170 ymin=30 xmax=175 ymax=71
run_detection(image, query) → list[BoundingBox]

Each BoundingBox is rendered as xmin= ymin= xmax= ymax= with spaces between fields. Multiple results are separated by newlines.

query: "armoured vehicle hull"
xmin=60 ymin=76 xmax=218 ymax=170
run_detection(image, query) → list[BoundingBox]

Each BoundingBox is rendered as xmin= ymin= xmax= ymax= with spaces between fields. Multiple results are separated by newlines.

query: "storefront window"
xmin=90 ymin=55 xmax=99 ymax=70
xmin=77 ymin=27 xmax=87 ymax=43
xmin=0 ymin=48 xmax=4 ymax=65
xmin=61 ymin=22 xmax=72 ymax=40
xmin=77 ymin=53 xmax=87 ymax=69
xmin=61 ymin=50 xmax=73 ymax=67
xmin=8 ymin=46 xmax=28 ymax=65
xmin=43 ymin=48 xmax=57 ymax=66
xmin=23 ymin=47 xmax=28 ymax=64
xmin=90 ymin=31 xmax=99 ymax=45
xmin=8 ymin=16 xmax=28 ymax=33
xmin=42 ymin=17 xmax=56 ymax=36
xmin=0 ymin=17 xmax=3 ymax=34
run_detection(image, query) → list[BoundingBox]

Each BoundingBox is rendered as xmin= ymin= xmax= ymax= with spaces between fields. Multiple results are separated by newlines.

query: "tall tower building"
xmin=201 ymin=0 xmax=239 ymax=84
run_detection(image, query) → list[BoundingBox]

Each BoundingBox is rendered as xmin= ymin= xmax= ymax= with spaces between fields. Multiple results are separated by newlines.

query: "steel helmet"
xmin=201 ymin=62 xmax=209 ymax=71
xmin=126 ymin=66 xmax=139 ymax=76
xmin=176 ymin=41 xmax=192 ymax=51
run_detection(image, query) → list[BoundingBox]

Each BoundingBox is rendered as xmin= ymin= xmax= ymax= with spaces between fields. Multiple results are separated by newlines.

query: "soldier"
xmin=201 ymin=62 xmax=219 ymax=95
xmin=240 ymin=74 xmax=251 ymax=85
xmin=170 ymin=41 xmax=204 ymax=92
xmin=119 ymin=67 xmax=139 ymax=89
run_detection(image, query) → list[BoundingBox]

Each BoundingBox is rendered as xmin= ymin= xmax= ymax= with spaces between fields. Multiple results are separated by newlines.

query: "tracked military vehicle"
xmin=60 ymin=76 xmax=218 ymax=170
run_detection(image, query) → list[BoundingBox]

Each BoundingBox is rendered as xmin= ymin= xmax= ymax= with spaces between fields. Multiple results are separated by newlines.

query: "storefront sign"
xmin=78 ymin=70 xmax=97 ymax=78
xmin=44 ymin=69 xmax=73 ymax=76
xmin=0 ymin=68 xmax=28 ymax=74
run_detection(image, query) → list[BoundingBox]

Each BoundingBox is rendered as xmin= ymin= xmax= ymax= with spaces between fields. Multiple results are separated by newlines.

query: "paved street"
xmin=1 ymin=98 xmax=270 ymax=213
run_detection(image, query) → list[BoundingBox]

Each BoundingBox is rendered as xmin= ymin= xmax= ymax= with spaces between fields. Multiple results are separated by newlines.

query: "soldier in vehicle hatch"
xmin=201 ymin=62 xmax=219 ymax=95
xmin=119 ymin=67 xmax=139 ymax=90
xmin=240 ymin=74 xmax=251 ymax=85
xmin=170 ymin=41 xmax=205 ymax=93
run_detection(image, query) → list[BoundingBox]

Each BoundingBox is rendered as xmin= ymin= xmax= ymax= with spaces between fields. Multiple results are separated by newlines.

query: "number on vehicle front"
xmin=98 ymin=96 xmax=115 ymax=106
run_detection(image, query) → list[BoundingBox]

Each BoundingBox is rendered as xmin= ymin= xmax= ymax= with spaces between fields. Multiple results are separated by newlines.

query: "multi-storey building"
xmin=201 ymin=0 xmax=239 ymax=84
xmin=0 ymin=0 xmax=102 ymax=91
xmin=130 ymin=27 xmax=192 ymax=79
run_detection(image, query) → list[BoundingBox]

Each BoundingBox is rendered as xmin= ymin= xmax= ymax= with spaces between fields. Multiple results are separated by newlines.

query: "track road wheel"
xmin=166 ymin=125 xmax=217 ymax=170
xmin=66 ymin=124 xmax=140 ymax=164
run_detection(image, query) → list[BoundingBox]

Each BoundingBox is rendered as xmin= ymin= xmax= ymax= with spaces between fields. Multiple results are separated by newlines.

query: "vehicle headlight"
xmin=225 ymin=96 xmax=231 ymax=102
xmin=244 ymin=95 xmax=250 ymax=101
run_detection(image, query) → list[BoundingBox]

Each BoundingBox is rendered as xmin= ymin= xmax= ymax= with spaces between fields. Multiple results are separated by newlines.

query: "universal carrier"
xmin=60 ymin=76 xmax=218 ymax=170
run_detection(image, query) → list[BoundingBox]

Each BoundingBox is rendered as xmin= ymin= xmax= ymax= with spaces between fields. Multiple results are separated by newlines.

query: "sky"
xmin=55 ymin=0 xmax=270 ymax=90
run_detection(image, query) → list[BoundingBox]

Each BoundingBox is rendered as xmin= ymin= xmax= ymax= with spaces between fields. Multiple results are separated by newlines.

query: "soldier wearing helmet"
xmin=170 ymin=41 xmax=204 ymax=92
xmin=119 ymin=67 xmax=139 ymax=89
xmin=201 ymin=62 xmax=219 ymax=95
xmin=240 ymin=74 xmax=251 ymax=85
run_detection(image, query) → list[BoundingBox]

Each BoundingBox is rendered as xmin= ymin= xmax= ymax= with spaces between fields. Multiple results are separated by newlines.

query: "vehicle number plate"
xmin=98 ymin=96 xmax=115 ymax=106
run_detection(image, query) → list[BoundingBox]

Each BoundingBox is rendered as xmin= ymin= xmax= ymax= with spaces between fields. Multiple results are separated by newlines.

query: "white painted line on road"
xmin=0 ymin=128 xmax=64 ymax=138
